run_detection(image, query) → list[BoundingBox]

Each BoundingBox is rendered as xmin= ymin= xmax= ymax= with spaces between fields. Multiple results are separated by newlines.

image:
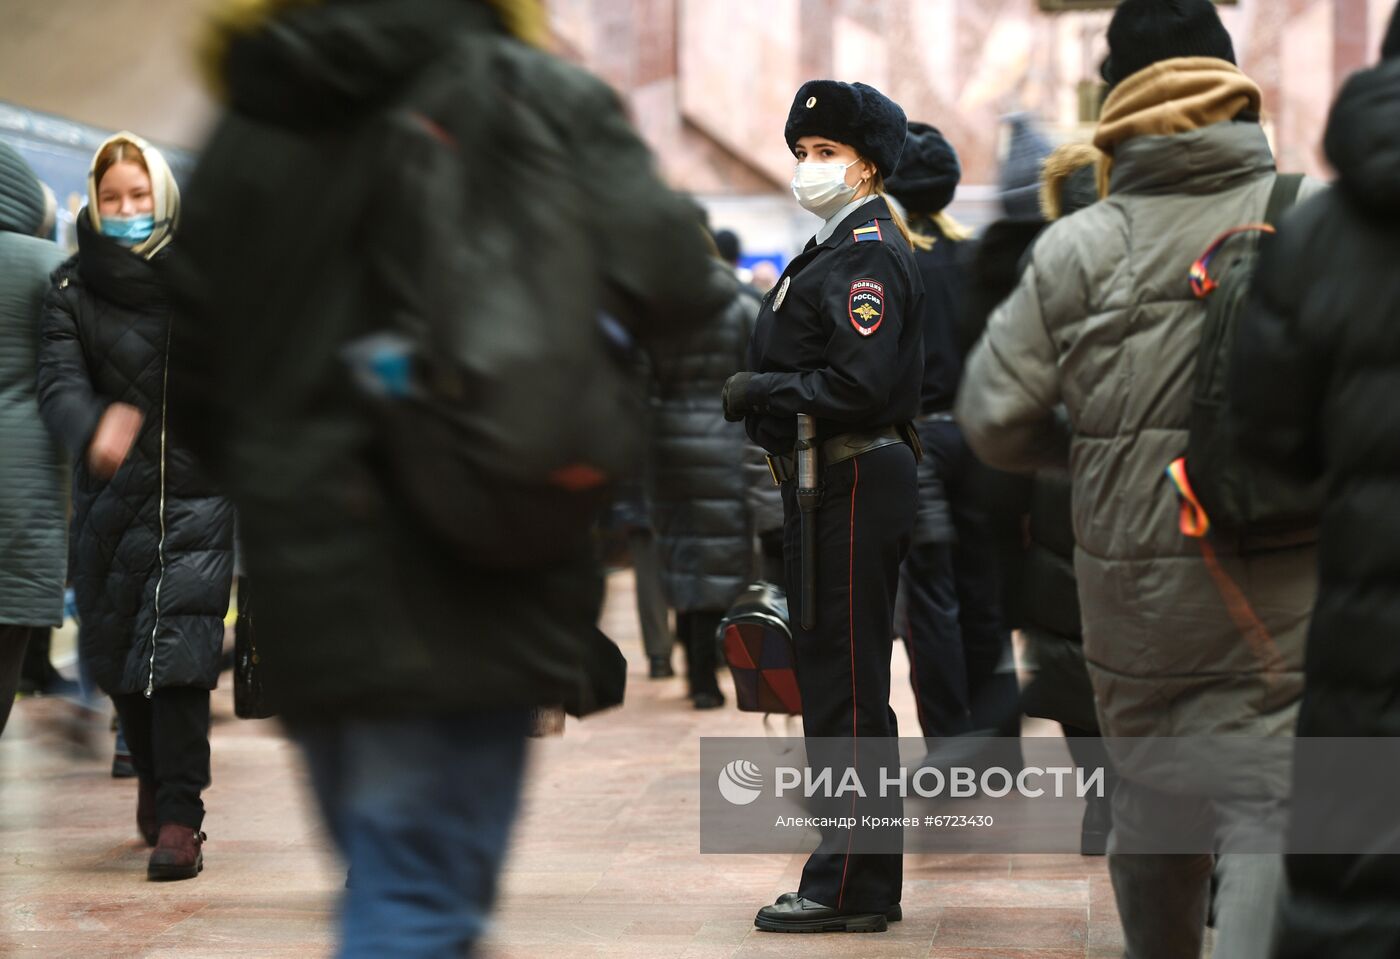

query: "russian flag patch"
xmin=852 ymin=220 xmax=883 ymax=243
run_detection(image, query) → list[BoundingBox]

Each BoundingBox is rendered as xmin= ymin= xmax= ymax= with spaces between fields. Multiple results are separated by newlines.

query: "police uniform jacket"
xmin=743 ymin=196 xmax=924 ymax=456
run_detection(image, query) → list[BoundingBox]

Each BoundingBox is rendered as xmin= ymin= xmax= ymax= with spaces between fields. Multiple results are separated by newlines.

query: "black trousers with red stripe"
xmin=782 ymin=443 xmax=916 ymax=915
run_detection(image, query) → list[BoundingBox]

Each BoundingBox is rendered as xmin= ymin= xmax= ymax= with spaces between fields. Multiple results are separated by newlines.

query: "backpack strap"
xmin=1263 ymin=173 xmax=1304 ymax=228
xmin=1189 ymin=173 xmax=1306 ymax=299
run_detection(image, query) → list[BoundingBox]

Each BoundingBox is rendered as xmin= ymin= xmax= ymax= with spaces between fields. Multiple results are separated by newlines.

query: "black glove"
xmin=722 ymin=372 xmax=757 ymax=422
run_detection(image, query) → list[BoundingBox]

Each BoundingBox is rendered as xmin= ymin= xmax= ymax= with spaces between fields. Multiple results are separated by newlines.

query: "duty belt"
xmin=765 ymin=424 xmax=918 ymax=487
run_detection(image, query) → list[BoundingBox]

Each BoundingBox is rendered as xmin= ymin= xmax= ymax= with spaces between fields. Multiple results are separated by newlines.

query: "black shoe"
xmin=1080 ymin=795 xmax=1112 ymax=857
xmin=648 ymin=656 xmax=675 ymax=679
xmin=775 ymin=891 xmax=900 ymax=922
xmin=112 ymin=751 xmax=137 ymax=779
xmin=756 ymin=895 xmax=887 ymax=933
xmin=691 ymin=690 xmax=725 ymax=710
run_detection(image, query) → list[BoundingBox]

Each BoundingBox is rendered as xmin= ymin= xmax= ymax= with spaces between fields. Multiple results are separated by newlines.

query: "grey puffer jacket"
xmin=648 ymin=276 xmax=761 ymax=612
xmin=957 ymin=121 xmax=1320 ymax=748
xmin=37 ymin=215 xmax=234 ymax=695
xmin=0 ymin=147 xmax=67 ymax=628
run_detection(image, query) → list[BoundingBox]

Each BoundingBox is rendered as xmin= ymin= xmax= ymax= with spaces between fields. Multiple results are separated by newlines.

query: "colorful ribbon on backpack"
xmin=1167 ymin=456 xmax=1210 ymax=538
xmin=1188 ymin=224 xmax=1275 ymax=299
xmin=1166 ymin=456 xmax=1289 ymax=684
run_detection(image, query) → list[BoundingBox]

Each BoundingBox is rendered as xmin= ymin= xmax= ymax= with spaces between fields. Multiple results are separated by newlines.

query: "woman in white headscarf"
xmin=36 ymin=132 xmax=234 ymax=883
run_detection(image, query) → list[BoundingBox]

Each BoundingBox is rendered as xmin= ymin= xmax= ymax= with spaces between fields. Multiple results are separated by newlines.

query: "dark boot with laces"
xmin=147 ymin=824 xmax=205 ymax=881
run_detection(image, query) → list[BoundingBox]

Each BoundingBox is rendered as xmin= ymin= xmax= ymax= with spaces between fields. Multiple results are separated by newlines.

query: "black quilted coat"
xmin=36 ymin=215 xmax=234 ymax=696
xmin=648 ymin=276 xmax=761 ymax=612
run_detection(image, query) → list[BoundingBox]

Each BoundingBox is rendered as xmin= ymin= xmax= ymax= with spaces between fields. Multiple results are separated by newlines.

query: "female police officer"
xmin=722 ymin=80 xmax=922 ymax=934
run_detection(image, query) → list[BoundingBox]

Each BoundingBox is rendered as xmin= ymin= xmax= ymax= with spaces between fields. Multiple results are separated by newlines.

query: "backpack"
xmin=337 ymin=39 xmax=646 ymax=570
xmin=1183 ymin=173 xmax=1323 ymax=550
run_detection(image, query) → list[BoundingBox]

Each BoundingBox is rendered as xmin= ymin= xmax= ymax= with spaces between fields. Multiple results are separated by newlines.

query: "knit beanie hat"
xmin=1102 ymin=0 xmax=1237 ymax=88
xmin=0 ymin=141 xmax=46 ymax=237
xmin=998 ymin=114 xmax=1052 ymax=222
xmin=1384 ymin=3 xmax=1400 ymax=61
xmin=885 ymin=122 xmax=961 ymax=215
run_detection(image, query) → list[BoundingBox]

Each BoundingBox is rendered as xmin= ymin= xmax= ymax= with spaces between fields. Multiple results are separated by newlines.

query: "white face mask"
xmin=791 ymin=160 xmax=859 ymax=219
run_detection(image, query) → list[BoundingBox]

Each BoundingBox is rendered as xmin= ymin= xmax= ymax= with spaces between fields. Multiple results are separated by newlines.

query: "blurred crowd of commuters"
xmin=1 ymin=0 xmax=1399 ymax=956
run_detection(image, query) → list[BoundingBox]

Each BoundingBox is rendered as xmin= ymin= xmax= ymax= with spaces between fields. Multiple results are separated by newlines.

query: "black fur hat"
xmin=785 ymin=80 xmax=908 ymax=179
xmin=885 ymin=122 xmax=961 ymax=214
xmin=1385 ymin=2 xmax=1399 ymax=61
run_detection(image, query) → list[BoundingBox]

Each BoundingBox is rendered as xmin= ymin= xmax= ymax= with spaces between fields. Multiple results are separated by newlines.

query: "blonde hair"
xmin=903 ymin=210 xmax=972 ymax=252
xmin=866 ymin=171 xmax=914 ymax=249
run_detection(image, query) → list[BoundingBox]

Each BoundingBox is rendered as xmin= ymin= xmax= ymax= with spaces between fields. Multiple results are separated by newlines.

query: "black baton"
xmin=796 ymin=414 xmax=820 ymax=630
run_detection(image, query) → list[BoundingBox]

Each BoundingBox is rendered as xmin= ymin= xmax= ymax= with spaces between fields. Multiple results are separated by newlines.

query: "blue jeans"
xmin=293 ymin=709 xmax=531 ymax=959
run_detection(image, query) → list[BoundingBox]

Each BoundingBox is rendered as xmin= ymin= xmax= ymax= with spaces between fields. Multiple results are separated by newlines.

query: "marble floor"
xmin=0 ymin=571 xmax=1124 ymax=958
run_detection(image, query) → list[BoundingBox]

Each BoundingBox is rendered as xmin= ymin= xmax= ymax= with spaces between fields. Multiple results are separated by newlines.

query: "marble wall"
xmin=0 ymin=0 xmax=1391 ymax=188
xmin=547 ymin=0 xmax=1398 ymax=190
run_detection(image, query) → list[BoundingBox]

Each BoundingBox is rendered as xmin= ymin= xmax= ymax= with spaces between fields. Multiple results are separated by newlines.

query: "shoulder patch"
xmin=848 ymin=278 xmax=885 ymax=336
xmin=852 ymin=219 xmax=883 ymax=243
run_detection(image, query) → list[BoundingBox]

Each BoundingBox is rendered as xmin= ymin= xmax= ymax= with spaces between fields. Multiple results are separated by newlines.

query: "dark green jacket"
xmin=168 ymin=0 xmax=733 ymax=718
xmin=0 ymin=146 xmax=67 ymax=628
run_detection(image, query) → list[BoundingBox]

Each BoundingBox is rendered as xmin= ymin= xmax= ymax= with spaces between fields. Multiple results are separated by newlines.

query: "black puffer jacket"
xmin=960 ymin=191 xmax=1091 ymax=730
xmin=168 ymin=0 xmax=732 ymax=719
xmin=36 ymin=215 xmax=234 ymax=695
xmin=648 ymin=276 xmax=760 ymax=612
xmin=1231 ymin=56 xmax=1400 ymax=959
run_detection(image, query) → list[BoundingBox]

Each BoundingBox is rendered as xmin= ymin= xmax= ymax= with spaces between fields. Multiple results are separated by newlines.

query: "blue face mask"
xmin=100 ymin=213 xmax=155 ymax=245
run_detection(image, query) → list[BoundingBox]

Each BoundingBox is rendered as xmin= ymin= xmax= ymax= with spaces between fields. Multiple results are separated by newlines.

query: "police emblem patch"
xmin=773 ymin=276 xmax=791 ymax=312
xmin=848 ymin=278 xmax=884 ymax=336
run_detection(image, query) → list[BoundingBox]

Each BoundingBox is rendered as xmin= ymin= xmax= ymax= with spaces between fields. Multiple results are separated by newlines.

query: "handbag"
xmin=720 ymin=582 xmax=802 ymax=715
xmin=233 ymin=576 xmax=276 ymax=720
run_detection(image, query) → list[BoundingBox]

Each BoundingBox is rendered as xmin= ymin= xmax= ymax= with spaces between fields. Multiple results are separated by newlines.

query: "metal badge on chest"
xmin=773 ymin=276 xmax=791 ymax=312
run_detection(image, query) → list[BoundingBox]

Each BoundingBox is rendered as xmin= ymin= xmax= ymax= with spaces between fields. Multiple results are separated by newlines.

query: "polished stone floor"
xmin=0 ymin=572 xmax=1124 ymax=958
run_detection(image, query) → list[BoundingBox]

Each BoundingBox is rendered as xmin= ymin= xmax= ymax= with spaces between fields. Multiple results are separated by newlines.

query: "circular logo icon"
xmin=806 ymin=96 xmax=817 ymax=108
xmin=718 ymin=759 xmax=764 ymax=806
